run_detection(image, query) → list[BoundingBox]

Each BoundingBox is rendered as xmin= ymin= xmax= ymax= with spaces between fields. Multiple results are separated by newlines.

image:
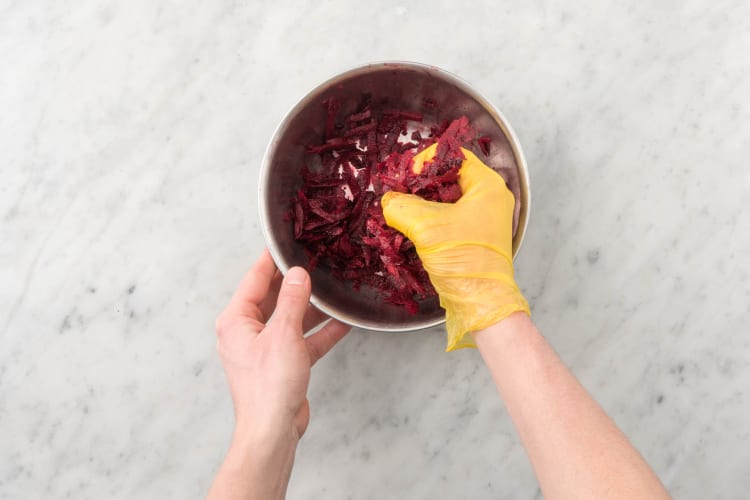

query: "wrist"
xmin=218 ymin=425 xmax=298 ymax=500
xmin=471 ymin=311 xmax=535 ymax=352
xmin=231 ymin=418 xmax=300 ymax=461
xmin=441 ymin=278 xmax=530 ymax=351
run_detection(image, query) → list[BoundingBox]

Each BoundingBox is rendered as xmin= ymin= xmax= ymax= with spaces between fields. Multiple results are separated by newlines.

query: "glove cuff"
xmin=441 ymin=284 xmax=530 ymax=352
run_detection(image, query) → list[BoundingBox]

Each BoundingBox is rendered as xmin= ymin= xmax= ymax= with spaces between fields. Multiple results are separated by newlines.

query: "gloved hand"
xmin=381 ymin=144 xmax=530 ymax=351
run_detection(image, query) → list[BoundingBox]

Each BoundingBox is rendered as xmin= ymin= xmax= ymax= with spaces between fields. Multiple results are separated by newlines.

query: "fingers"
xmin=382 ymin=191 xmax=446 ymax=240
xmin=256 ymin=266 xmax=330 ymax=332
xmin=269 ymin=267 xmax=311 ymax=334
xmin=457 ymin=147 xmax=509 ymax=196
xmin=225 ymin=249 xmax=278 ymax=320
xmin=305 ymin=319 xmax=351 ymax=365
xmin=411 ymin=143 xmax=438 ymax=174
xmin=412 ymin=144 xmax=507 ymax=200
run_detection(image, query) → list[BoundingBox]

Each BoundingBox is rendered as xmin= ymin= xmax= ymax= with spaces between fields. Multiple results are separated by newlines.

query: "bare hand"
xmin=215 ymin=249 xmax=350 ymax=443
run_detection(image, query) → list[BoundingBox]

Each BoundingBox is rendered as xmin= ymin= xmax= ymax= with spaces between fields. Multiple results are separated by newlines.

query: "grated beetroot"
xmin=291 ymin=97 xmax=490 ymax=314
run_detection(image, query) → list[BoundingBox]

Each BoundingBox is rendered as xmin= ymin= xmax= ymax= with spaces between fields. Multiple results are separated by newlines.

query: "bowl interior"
xmin=260 ymin=62 xmax=528 ymax=331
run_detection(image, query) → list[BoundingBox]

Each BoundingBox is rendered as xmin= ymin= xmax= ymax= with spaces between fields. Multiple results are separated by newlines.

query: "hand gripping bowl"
xmin=259 ymin=61 xmax=530 ymax=332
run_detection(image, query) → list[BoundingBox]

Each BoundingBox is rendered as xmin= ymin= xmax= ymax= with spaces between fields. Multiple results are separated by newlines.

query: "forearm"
xmin=474 ymin=313 xmax=670 ymax=500
xmin=207 ymin=428 xmax=298 ymax=500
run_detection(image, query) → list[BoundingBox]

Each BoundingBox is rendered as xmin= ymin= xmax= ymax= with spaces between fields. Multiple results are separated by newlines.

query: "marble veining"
xmin=1 ymin=1 xmax=749 ymax=498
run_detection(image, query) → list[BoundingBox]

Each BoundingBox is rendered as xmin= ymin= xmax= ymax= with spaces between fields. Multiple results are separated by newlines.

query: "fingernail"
xmin=285 ymin=267 xmax=307 ymax=285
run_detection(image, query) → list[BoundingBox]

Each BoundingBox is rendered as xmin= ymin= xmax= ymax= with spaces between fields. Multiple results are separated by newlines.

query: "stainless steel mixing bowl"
xmin=259 ymin=61 xmax=530 ymax=332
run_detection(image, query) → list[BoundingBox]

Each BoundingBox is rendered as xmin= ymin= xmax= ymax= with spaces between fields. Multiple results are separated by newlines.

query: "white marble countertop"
xmin=2 ymin=1 xmax=749 ymax=498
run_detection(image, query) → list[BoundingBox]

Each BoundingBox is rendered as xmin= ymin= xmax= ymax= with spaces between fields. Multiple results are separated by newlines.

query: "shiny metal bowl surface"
xmin=259 ymin=61 xmax=530 ymax=332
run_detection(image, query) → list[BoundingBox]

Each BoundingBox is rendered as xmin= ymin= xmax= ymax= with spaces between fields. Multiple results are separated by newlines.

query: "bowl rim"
xmin=258 ymin=60 xmax=531 ymax=332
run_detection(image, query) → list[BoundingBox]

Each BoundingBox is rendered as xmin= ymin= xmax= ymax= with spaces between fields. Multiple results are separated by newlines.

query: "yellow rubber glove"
xmin=381 ymin=144 xmax=530 ymax=351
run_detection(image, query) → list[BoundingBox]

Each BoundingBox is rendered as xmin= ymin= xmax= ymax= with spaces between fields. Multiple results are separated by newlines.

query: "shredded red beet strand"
xmin=290 ymin=97 xmax=491 ymax=314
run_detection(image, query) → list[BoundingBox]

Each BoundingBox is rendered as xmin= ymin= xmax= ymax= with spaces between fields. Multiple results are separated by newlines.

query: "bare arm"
xmin=474 ymin=313 xmax=670 ymax=500
xmin=207 ymin=252 xmax=350 ymax=499
xmin=208 ymin=430 xmax=297 ymax=500
xmin=383 ymin=148 xmax=669 ymax=497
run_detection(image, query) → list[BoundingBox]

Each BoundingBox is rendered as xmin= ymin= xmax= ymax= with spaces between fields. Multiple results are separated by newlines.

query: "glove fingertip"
xmin=380 ymin=190 xmax=402 ymax=207
xmin=381 ymin=192 xmax=417 ymax=234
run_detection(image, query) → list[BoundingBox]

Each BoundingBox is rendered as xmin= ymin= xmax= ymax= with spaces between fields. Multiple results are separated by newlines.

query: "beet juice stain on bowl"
xmin=259 ymin=62 xmax=530 ymax=332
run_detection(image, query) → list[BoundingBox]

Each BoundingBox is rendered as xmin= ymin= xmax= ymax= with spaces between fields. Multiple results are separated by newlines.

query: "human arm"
xmin=474 ymin=313 xmax=670 ymax=499
xmin=207 ymin=250 xmax=350 ymax=500
xmin=382 ymin=145 xmax=669 ymax=498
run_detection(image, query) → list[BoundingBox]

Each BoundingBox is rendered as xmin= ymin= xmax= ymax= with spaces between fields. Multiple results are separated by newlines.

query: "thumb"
xmin=381 ymin=191 xmax=447 ymax=241
xmin=457 ymin=147 xmax=508 ymax=197
xmin=270 ymin=266 xmax=311 ymax=334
